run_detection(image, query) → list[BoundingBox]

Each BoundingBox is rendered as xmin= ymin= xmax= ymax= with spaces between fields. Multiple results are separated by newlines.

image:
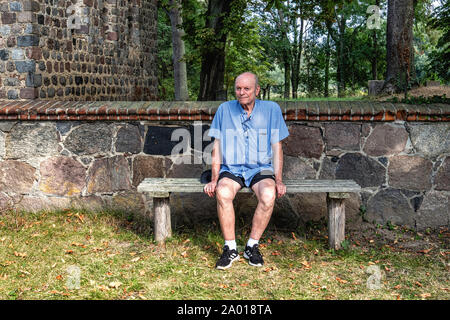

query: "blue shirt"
xmin=208 ymin=99 xmax=289 ymax=187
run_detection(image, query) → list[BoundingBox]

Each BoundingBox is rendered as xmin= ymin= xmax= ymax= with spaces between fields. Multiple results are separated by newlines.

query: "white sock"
xmin=224 ymin=240 xmax=236 ymax=251
xmin=247 ymin=238 xmax=259 ymax=248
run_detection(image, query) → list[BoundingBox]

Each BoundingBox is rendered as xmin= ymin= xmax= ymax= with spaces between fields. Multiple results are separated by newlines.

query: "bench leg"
xmin=153 ymin=197 xmax=172 ymax=243
xmin=327 ymin=195 xmax=346 ymax=250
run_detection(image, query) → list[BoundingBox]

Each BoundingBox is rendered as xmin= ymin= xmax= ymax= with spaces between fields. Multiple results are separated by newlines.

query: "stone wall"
xmin=0 ymin=101 xmax=448 ymax=232
xmin=0 ymin=0 xmax=157 ymax=101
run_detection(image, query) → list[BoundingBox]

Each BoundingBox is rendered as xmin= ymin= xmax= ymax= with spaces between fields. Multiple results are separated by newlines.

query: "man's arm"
xmin=204 ymin=139 xmax=221 ymax=197
xmin=272 ymin=141 xmax=286 ymax=198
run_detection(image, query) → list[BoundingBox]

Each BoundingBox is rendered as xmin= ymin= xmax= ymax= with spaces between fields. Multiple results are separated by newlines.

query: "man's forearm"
xmin=211 ymin=139 xmax=221 ymax=182
xmin=272 ymin=142 xmax=283 ymax=182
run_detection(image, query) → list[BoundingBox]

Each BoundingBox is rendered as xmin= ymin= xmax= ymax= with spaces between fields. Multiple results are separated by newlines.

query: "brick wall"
xmin=0 ymin=0 xmax=157 ymax=101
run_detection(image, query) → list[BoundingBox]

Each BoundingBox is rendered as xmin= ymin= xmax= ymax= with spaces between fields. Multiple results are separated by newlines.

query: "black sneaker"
xmin=243 ymin=244 xmax=264 ymax=267
xmin=215 ymin=245 xmax=240 ymax=270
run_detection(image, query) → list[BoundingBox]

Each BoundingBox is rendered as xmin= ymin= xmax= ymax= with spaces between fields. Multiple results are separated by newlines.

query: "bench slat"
xmin=137 ymin=178 xmax=361 ymax=194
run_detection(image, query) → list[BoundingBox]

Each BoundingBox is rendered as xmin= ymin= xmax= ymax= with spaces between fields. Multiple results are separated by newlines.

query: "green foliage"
xmin=156 ymin=0 xmax=449 ymax=100
xmin=157 ymin=5 xmax=175 ymax=100
xmin=426 ymin=0 xmax=450 ymax=82
xmin=224 ymin=14 xmax=271 ymax=97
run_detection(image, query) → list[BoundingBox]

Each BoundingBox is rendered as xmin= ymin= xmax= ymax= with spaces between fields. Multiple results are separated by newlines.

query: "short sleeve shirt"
xmin=208 ymin=99 xmax=289 ymax=187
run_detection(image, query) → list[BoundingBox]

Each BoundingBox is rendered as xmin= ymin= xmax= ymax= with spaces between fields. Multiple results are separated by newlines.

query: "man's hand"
xmin=204 ymin=181 xmax=217 ymax=198
xmin=275 ymin=180 xmax=286 ymax=198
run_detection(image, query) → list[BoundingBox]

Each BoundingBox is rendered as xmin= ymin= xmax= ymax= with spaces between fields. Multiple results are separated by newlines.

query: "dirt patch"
xmin=375 ymin=85 xmax=450 ymax=101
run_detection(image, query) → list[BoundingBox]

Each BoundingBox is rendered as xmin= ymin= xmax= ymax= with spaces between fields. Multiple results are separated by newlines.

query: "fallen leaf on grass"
xmin=131 ymin=257 xmax=140 ymax=262
xmin=263 ymin=267 xmax=276 ymax=272
xmin=71 ymin=242 xmax=86 ymax=248
xmin=418 ymin=248 xmax=432 ymax=254
xmin=49 ymin=290 xmax=70 ymax=296
xmin=271 ymin=251 xmax=281 ymax=256
xmin=301 ymin=260 xmax=311 ymax=269
xmin=75 ymin=213 xmax=85 ymax=223
xmin=14 ymin=251 xmax=27 ymax=258
xmin=291 ymin=232 xmax=297 ymax=241
xmin=180 ymin=251 xmax=188 ymax=258
xmin=55 ymin=275 xmax=63 ymax=280
xmin=415 ymin=281 xmax=423 ymax=287
xmin=109 ymin=281 xmax=122 ymax=289
xmin=336 ymin=277 xmax=348 ymax=284
xmin=65 ymin=250 xmax=74 ymax=255
xmin=420 ymin=293 xmax=431 ymax=299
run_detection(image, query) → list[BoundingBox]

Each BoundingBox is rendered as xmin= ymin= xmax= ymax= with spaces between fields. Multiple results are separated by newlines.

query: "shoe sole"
xmin=216 ymin=255 xmax=240 ymax=270
xmin=243 ymin=252 xmax=263 ymax=267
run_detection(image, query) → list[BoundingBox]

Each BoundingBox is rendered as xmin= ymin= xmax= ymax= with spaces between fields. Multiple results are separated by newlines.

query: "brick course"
xmin=0 ymin=101 xmax=447 ymax=121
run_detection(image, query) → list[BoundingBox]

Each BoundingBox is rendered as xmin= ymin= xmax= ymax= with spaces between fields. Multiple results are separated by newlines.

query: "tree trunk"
xmin=371 ymin=0 xmax=380 ymax=80
xmin=324 ymin=30 xmax=330 ymax=97
xmin=284 ymin=60 xmax=291 ymax=99
xmin=291 ymin=15 xmax=303 ymax=99
xmin=371 ymin=29 xmax=378 ymax=80
xmin=384 ymin=0 xmax=416 ymax=93
xmin=198 ymin=0 xmax=231 ymax=101
xmin=337 ymin=14 xmax=346 ymax=97
xmin=168 ymin=0 xmax=189 ymax=101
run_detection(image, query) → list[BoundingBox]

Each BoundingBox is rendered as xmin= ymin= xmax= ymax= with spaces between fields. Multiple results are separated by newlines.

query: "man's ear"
xmin=256 ymin=85 xmax=261 ymax=97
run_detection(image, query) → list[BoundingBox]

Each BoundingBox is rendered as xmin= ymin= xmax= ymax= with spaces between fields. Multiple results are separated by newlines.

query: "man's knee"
xmin=216 ymin=184 xmax=236 ymax=203
xmin=258 ymin=188 xmax=276 ymax=209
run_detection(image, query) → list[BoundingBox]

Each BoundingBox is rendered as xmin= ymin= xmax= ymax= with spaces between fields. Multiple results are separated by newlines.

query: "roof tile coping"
xmin=0 ymin=100 xmax=448 ymax=121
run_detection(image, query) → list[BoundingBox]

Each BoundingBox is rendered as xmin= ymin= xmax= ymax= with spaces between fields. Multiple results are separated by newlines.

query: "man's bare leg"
xmin=214 ymin=177 xmax=242 ymax=270
xmin=215 ymin=177 xmax=242 ymax=241
xmin=250 ymin=178 xmax=276 ymax=240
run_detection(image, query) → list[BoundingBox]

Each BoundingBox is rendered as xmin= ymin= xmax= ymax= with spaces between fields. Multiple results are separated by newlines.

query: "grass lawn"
xmin=0 ymin=208 xmax=448 ymax=300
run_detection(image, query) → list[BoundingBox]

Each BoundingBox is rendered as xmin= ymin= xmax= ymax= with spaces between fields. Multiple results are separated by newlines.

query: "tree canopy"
xmin=157 ymin=0 xmax=448 ymax=100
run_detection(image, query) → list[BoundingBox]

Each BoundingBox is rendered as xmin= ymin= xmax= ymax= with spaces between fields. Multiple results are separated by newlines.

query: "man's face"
xmin=235 ymin=74 xmax=260 ymax=107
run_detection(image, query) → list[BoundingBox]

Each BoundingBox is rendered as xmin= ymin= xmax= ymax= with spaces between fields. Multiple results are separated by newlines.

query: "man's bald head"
xmin=235 ymin=72 xmax=259 ymax=90
xmin=234 ymin=72 xmax=261 ymax=109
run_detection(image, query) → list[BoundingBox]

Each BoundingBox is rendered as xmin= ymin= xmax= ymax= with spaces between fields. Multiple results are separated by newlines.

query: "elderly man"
xmin=204 ymin=72 xmax=289 ymax=270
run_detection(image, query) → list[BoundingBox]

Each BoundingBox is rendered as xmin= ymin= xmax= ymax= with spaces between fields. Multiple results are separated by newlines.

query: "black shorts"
xmin=218 ymin=170 xmax=275 ymax=189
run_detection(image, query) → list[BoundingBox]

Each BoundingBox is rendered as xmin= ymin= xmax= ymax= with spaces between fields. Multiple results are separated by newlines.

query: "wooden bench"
xmin=137 ymin=178 xmax=361 ymax=250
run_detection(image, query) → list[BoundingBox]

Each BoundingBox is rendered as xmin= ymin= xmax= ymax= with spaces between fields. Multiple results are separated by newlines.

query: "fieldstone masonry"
xmin=0 ymin=0 xmax=157 ymax=100
xmin=0 ymin=101 xmax=448 ymax=233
